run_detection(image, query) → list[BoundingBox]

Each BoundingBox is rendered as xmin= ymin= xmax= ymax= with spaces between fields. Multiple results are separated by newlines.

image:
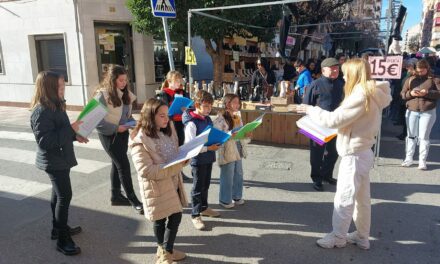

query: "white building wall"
xmin=0 ymin=0 xmax=84 ymax=106
xmin=0 ymin=0 xmax=156 ymax=107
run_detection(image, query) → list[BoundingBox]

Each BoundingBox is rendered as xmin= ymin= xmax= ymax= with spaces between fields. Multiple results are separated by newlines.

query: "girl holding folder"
xmin=94 ymin=65 xmax=143 ymax=214
xmin=30 ymin=71 xmax=87 ymax=255
xmin=213 ymin=94 xmax=251 ymax=209
xmin=129 ymin=98 xmax=188 ymax=263
xmin=298 ymin=59 xmax=391 ymax=250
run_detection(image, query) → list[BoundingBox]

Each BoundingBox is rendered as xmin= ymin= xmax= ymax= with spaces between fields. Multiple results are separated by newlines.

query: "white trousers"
xmin=332 ymin=149 xmax=374 ymax=239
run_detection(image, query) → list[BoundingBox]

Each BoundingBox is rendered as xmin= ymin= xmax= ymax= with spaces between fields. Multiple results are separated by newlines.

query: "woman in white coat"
xmin=298 ymin=58 xmax=392 ymax=250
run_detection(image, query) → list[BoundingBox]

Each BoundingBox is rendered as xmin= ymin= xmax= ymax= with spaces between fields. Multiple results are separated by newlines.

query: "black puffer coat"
xmin=30 ymin=105 xmax=77 ymax=171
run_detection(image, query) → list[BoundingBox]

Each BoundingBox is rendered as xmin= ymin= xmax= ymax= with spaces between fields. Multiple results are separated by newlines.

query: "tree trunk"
xmin=204 ymin=38 xmax=225 ymax=96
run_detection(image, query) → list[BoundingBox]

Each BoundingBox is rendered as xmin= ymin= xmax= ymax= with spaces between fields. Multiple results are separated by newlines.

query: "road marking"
xmin=0 ymin=174 xmax=51 ymax=200
xmin=0 ymin=131 xmax=103 ymax=150
xmin=0 ymin=147 xmax=109 ymax=174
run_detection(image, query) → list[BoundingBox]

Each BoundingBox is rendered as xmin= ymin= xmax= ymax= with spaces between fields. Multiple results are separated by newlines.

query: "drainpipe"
xmin=73 ymin=0 xmax=87 ymax=106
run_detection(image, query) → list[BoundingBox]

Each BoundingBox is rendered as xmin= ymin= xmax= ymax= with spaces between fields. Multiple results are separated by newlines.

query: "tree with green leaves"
xmin=127 ymin=0 xmax=281 ymax=88
xmin=286 ymin=0 xmax=354 ymax=57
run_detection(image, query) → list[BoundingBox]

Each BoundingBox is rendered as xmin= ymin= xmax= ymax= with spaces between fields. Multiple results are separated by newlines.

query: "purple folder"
xmin=298 ymin=129 xmax=326 ymax=146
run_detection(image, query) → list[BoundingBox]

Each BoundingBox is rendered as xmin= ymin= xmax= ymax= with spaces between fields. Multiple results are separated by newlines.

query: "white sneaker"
xmin=233 ymin=199 xmax=245 ymax=205
xmin=219 ymin=202 xmax=235 ymax=209
xmin=401 ymin=160 xmax=414 ymax=167
xmin=418 ymin=161 xmax=427 ymax=170
xmin=316 ymin=232 xmax=346 ymax=249
xmin=347 ymin=231 xmax=370 ymax=250
xmin=191 ymin=216 xmax=205 ymax=230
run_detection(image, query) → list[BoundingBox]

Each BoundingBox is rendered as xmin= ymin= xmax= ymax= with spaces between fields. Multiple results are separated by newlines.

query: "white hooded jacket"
xmin=306 ymin=81 xmax=391 ymax=156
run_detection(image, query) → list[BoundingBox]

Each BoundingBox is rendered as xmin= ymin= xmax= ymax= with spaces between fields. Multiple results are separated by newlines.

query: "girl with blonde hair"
xmin=298 ymin=58 xmax=392 ymax=250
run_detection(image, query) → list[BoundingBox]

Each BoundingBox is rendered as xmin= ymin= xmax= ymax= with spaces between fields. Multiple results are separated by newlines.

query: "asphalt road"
xmin=0 ymin=106 xmax=439 ymax=264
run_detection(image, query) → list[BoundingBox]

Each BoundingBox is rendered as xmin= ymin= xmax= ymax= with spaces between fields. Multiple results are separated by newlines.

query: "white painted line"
xmin=0 ymin=174 xmax=51 ymax=200
xmin=0 ymin=131 xmax=103 ymax=150
xmin=0 ymin=147 xmax=109 ymax=174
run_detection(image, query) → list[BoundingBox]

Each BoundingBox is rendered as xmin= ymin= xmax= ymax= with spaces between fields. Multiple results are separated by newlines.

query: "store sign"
xmin=151 ymin=0 xmax=176 ymax=18
xmin=185 ymin=46 xmax=197 ymax=65
xmin=286 ymin=36 xmax=295 ymax=46
xmin=368 ymin=56 xmax=403 ymax=79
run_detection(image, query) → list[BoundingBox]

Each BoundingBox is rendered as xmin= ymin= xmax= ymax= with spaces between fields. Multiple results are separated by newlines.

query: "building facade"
xmin=0 ymin=0 xmax=157 ymax=109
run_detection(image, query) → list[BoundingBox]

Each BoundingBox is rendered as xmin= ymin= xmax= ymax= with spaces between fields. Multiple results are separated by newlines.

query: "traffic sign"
xmin=151 ymin=0 xmax=176 ymax=18
xmin=368 ymin=56 xmax=403 ymax=79
xmin=185 ymin=46 xmax=197 ymax=65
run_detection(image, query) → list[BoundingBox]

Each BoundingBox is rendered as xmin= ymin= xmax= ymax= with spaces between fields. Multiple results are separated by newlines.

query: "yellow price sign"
xmin=185 ymin=46 xmax=197 ymax=65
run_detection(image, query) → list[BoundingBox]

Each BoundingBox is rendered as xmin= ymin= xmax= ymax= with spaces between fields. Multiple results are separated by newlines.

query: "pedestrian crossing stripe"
xmin=151 ymin=0 xmax=176 ymax=18
xmin=0 ymin=174 xmax=52 ymax=201
xmin=0 ymin=131 xmax=103 ymax=150
xmin=0 ymin=147 xmax=110 ymax=174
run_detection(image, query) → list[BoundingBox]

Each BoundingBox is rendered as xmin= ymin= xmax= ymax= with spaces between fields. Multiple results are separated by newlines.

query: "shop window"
xmin=0 ymin=41 xmax=4 ymax=74
xmin=35 ymin=34 xmax=69 ymax=81
xmin=153 ymin=40 xmax=185 ymax=82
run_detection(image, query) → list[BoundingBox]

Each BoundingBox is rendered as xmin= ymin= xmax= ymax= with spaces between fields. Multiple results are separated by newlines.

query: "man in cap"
xmin=303 ymin=57 xmax=344 ymax=191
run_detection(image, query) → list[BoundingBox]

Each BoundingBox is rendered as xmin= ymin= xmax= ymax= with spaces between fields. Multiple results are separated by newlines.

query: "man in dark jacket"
xmin=303 ymin=58 xmax=344 ymax=191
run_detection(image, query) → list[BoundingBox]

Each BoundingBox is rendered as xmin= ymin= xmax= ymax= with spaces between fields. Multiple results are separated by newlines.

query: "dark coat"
xmin=182 ymin=110 xmax=216 ymax=166
xmin=303 ymin=76 xmax=344 ymax=111
xmin=30 ymin=105 xmax=77 ymax=171
xmin=401 ymin=75 xmax=440 ymax=112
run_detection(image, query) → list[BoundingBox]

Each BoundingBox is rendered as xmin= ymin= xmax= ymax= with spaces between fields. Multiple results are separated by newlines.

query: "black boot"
xmin=127 ymin=193 xmax=144 ymax=215
xmin=111 ymin=190 xmax=130 ymax=206
xmin=51 ymin=225 xmax=82 ymax=240
xmin=56 ymin=228 xmax=81 ymax=255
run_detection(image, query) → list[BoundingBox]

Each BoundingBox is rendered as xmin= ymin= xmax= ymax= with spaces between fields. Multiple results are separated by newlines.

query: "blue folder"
xmin=168 ymin=97 xmax=193 ymax=116
xmin=204 ymin=126 xmax=231 ymax=146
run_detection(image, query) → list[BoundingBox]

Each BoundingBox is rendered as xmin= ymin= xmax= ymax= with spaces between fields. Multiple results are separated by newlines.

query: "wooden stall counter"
xmin=240 ymin=109 xmax=309 ymax=147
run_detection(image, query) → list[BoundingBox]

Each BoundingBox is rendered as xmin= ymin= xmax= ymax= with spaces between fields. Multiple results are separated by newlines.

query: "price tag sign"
xmin=368 ymin=56 xmax=403 ymax=79
xmin=185 ymin=46 xmax=197 ymax=65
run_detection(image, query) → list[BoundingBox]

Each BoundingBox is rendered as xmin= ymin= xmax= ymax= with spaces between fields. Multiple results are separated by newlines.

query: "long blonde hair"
xmin=341 ymin=58 xmax=375 ymax=111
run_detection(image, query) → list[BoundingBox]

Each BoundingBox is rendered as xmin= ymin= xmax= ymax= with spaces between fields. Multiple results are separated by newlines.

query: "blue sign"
xmin=151 ymin=0 xmax=176 ymax=18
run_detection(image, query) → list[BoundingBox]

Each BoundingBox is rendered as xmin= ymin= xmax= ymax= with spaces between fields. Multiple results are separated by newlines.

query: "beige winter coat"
xmin=213 ymin=113 xmax=249 ymax=166
xmin=129 ymin=126 xmax=188 ymax=221
xmin=307 ymin=80 xmax=391 ymax=157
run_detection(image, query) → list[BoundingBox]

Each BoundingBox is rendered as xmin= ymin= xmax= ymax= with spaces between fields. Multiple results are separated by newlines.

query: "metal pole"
xmin=190 ymin=0 xmax=310 ymax=12
xmin=162 ymin=17 xmax=175 ymax=71
xmin=188 ymin=10 xmax=192 ymax=98
xmin=375 ymin=0 xmax=394 ymax=166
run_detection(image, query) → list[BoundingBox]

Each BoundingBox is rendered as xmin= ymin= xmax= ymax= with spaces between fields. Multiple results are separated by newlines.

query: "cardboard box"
xmin=270 ymin=96 xmax=294 ymax=105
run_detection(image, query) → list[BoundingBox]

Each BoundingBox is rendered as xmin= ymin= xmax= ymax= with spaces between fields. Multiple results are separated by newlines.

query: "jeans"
xmin=98 ymin=131 xmax=136 ymax=196
xmin=46 ymin=169 xmax=72 ymax=230
xmin=405 ymin=108 xmax=437 ymax=162
xmin=191 ymin=164 xmax=212 ymax=216
xmin=332 ymin=149 xmax=374 ymax=239
xmin=219 ymin=160 xmax=243 ymax=204
xmin=154 ymin=212 xmax=182 ymax=253
xmin=309 ymin=138 xmax=338 ymax=184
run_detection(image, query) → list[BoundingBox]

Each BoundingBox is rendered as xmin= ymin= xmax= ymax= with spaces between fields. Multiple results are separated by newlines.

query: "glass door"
xmin=94 ymin=23 xmax=135 ymax=92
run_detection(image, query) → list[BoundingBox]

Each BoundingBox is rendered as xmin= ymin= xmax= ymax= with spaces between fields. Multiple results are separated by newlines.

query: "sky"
xmin=381 ymin=0 xmax=423 ymax=35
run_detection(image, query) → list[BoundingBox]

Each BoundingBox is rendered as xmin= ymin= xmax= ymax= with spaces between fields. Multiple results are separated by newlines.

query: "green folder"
xmin=233 ymin=114 xmax=265 ymax=140
xmin=77 ymin=98 xmax=106 ymax=120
